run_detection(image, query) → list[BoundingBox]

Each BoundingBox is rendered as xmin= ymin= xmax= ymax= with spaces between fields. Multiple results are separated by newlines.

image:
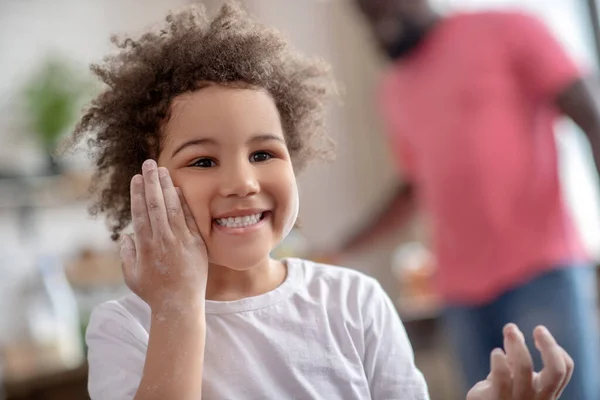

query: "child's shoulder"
xmin=288 ymin=258 xmax=394 ymax=321
xmin=292 ymin=257 xmax=374 ymax=279
xmin=87 ymin=292 xmax=151 ymax=335
xmin=287 ymin=257 xmax=384 ymax=299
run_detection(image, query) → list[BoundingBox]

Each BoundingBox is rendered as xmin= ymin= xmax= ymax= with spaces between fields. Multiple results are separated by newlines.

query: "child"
xmin=64 ymin=3 xmax=573 ymax=399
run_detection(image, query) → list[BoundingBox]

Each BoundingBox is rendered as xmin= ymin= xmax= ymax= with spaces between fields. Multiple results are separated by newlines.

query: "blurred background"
xmin=1 ymin=0 xmax=600 ymax=399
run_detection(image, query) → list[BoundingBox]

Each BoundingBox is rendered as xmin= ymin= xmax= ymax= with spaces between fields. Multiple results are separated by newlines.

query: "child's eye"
xmin=250 ymin=151 xmax=272 ymax=163
xmin=191 ymin=158 xmax=216 ymax=168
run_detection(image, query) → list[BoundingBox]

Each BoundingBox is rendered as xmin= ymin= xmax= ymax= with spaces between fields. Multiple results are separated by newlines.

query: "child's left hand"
xmin=466 ymin=323 xmax=573 ymax=400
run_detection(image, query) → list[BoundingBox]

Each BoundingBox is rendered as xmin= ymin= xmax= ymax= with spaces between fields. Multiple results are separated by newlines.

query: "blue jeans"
xmin=443 ymin=265 xmax=600 ymax=400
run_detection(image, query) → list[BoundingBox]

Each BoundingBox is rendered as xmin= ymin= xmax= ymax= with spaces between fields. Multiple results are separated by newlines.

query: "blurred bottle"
xmin=391 ymin=242 xmax=437 ymax=305
xmin=26 ymin=254 xmax=84 ymax=369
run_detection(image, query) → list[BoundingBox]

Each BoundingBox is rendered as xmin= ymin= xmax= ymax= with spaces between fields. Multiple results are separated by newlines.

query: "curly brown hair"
xmin=61 ymin=1 xmax=337 ymax=241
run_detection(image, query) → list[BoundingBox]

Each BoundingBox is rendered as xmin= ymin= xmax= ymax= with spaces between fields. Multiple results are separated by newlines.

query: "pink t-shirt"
xmin=379 ymin=11 xmax=588 ymax=305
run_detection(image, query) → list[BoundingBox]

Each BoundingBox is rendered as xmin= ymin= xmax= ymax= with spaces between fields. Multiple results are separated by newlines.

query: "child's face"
xmin=157 ymin=85 xmax=299 ymax=270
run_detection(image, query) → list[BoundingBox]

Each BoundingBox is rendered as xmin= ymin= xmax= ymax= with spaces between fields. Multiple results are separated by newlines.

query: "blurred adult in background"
xmin=340 ymin=0 xmax=600 ymax=397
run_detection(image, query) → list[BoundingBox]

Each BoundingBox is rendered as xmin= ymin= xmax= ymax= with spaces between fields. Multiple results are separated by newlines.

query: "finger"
xmin=119 ymin=234 xmax=137 ymax=291
xmin=176 ymin=187 xmax=201 ymax=237
xmin=490 ymin=348 xmax=512 ymax=398
xmin=503 ymin=323 xmax=534 ymax=398
xmin=158 ymin=167 xmax=187 ymax=235
xmin=555 ymin=347 xmax=574 ymax=398
xmin=535 ymin=325 xmax=566 ymax=398
xmin=466 ymin=380 xmax=491 ymax=400
xmin=131 ymin=174 xmax=152 ymax=244
xmin=142 ymin=159 xmax=170 ymax=237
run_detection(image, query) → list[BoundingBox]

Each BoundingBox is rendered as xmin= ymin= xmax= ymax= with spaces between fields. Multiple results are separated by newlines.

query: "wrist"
xmin=150 ymin=293 xmax=205 ymax=320
xmin=151 ymin=307 xmax=205 ymax=331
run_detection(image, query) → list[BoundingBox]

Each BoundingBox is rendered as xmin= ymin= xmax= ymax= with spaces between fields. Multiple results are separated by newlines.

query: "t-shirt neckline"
xmin=204 ymin=258 xmax=301 ymax=315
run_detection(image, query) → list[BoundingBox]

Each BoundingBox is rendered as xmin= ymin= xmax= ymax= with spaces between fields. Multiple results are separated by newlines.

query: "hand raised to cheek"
xmin=119 ymin=159 xmax=208 ymax=313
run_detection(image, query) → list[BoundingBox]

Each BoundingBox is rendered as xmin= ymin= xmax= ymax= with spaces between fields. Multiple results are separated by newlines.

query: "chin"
xmin=208 ymin=245 xmax=274 ymax=271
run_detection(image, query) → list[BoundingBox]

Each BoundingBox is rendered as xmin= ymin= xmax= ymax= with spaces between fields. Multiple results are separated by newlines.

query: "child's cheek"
xmin=175 ymin=184 xmax=209 ymax=237
xmin=280 ymin=182 xmax=299 ymax=241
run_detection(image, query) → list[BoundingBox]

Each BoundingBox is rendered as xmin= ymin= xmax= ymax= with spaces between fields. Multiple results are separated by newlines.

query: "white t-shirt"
xmin=86 ymin=258 xmax=429 ymax=400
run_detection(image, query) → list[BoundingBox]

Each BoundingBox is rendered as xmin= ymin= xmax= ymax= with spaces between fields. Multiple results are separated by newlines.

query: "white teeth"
xmin=216 ymin=213 xmax=263 ymax=228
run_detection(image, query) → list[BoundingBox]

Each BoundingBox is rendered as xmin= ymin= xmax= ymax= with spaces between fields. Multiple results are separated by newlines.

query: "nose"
xmin=219 ymin=160 xmax=260 ymax=198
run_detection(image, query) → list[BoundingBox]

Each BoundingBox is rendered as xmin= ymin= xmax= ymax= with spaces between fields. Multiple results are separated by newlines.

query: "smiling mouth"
xmin=214 ymin=212 xmax=268 ymax=228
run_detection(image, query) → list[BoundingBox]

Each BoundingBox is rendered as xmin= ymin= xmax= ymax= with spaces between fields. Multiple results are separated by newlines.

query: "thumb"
xmin=119 ymin=234 xmax=137 ymax=289
xmin=490 ymin=348 xmax=512 ymax=398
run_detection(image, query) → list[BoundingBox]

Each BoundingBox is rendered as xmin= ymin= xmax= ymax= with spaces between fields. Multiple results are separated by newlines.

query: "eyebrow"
xmin=171 ymin=133 xmax=285 ymax=158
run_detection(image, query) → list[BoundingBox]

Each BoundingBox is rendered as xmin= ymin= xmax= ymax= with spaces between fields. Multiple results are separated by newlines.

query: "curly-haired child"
xmin=64 ymin=2 xmax=574 ymax=399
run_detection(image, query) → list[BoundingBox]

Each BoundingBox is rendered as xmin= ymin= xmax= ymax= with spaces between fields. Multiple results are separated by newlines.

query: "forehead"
xmin=164 ymin=85 xmax=284 ymax=144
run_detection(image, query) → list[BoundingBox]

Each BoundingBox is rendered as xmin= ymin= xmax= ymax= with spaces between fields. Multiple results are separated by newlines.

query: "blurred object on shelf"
xmin=1 ymin=171 xmax=94 ymax=250
xmin=0 ymin=170 xmax=92 ymax=210
xmin=20 ymin=55 xmax=96 ymax=176
xmin=2 ymin=248 xmax=126 ymax=398
xmin=2 ymin=342 xmax=79 ymax=387
xmin=4 ymin=254 xmax=85 ymax=382
xmin=392 ymin=242 xmax=440 ymax=321
xmin=2 ymin=354 xmax=87 ymax=400
xmin=65 ymin=247 xmax=122 ymax=289
xmin=65 ymin=247 xmax=129 ymax=345
xmin=270 ymin=228 xmax=310 ymax=259
xmin=392 ymin=242 xmax=437 ymax=298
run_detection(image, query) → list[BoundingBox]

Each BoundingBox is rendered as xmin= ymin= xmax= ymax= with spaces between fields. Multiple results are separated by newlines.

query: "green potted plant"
xmin=22 ymin=56 xmax=94 ymax=175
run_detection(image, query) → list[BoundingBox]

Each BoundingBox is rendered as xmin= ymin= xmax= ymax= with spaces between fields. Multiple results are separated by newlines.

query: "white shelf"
xmin=0 ymin=173 xmax=91 ymax=210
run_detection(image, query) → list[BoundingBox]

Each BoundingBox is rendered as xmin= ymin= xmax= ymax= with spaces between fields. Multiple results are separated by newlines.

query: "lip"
xmin=213 ymin=208 xmax=267 ymax=219
xmin=213 ymin=211 xmax=271 ymax=236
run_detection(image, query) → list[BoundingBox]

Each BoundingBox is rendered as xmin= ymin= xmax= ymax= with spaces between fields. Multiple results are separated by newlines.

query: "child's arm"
xmin=97 ymin=161 xmax=208 ymax=400
xmin=361 ymin=279 xmax=430 ymax=400
xmin=134 ymin=301 xmax=205 ymax=400
xmin=86 ymin=298 xmax=205 ymax=400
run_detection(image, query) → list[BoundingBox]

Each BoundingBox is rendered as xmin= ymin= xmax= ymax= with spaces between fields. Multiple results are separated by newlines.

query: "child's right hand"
xmin=466 ymin=324 xmax=574 ymax=400
xmin=119 ymin=159 xmax=208 ymax=313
